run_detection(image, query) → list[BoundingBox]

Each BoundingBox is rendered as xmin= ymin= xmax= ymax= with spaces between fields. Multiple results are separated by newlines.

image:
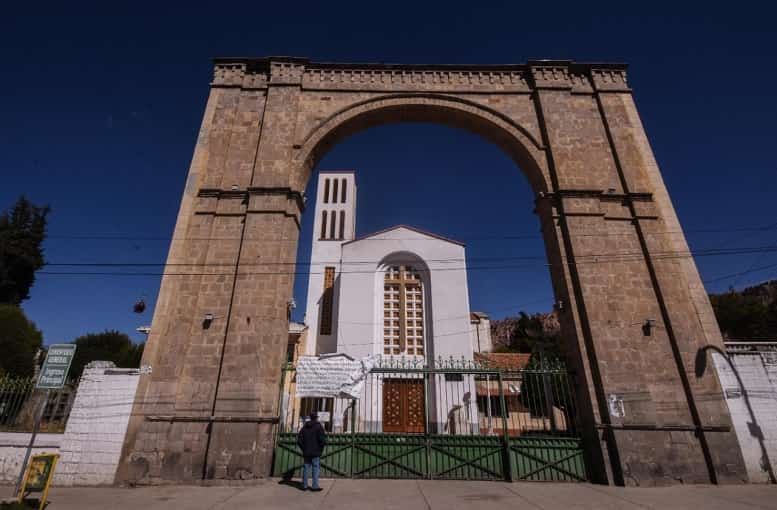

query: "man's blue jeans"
xmin=302 ymin=456 xmax=320 ymax=489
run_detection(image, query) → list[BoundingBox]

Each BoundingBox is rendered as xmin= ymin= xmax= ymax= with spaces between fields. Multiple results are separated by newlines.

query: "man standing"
xmin=297 ymin=411 xmax=326 ymax=491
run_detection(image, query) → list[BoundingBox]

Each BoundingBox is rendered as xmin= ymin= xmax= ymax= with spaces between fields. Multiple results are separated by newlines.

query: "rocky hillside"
xmin=490 ymin=310 xmax=559 ymax=352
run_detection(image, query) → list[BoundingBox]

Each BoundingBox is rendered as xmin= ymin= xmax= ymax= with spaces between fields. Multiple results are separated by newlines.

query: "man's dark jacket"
xmin=297 ymin=419 xmax=326 ymax=458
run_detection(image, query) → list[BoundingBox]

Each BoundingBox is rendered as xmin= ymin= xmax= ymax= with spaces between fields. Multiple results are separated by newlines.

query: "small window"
xmin=323 ymin=179 xmax=330 ymax=204
xmin=320 ymin=267 xmax=335 ymax=335
xmin=320 ymin=211 xmax=328 ymax=239
xmin=341 ymin=178 xmax=347 ymax=202
xmin=332 ymin=179 xmax=339 ymax=204
xmin=339 ymin=211 xmax=345 ymax=239
xmin=329 ymin=209 xmax=336 ymax=239
xmin=286 ymin=342 xmax=296 ymax=363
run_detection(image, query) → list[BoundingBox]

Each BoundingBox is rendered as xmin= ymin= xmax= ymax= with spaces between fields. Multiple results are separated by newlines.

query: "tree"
xmin=710 ymin=281 xmax=777 ymax=339
xmin=0 ymin=196 xmax=50 ymax=305
xmin=69 ymin=330 xmax=145 ymax=378
xmin=0 ymin=304 xmax=43 ymax=377
xmin=519 ymin=350 xmax=576 ymax=432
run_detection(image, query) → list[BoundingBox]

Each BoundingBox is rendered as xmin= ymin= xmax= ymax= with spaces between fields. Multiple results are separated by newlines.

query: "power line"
xmin=40 ymin=244 xmax=777 ymax=269
xmin=703 ymin=262 xmax=777 ymax=285
xmin=43 ymin=222 xmax=777 ymax=243
xmin=35 ymin=244 xmax=777 ymax=277
xmin=729 ymin=222 xmax=777 ymax=288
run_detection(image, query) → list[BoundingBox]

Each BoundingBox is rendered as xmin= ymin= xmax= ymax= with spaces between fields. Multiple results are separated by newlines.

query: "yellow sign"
xmin=18 ymin=453 xmax=59 ymax=510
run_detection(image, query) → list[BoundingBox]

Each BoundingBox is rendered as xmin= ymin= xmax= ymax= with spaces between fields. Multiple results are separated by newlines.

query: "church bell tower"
xmin=303 ymin=171 xmax=357 ymax=355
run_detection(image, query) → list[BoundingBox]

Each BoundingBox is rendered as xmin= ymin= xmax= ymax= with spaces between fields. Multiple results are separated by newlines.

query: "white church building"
xmin=295 ymin=171 xmax=497 ymax=434
xmin=302 ymin=171 xmax=490 ymax=363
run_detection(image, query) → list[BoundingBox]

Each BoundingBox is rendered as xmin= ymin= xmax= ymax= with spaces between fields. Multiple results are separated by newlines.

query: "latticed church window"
xmin=383 ymin=265 xmax=425 ymax=356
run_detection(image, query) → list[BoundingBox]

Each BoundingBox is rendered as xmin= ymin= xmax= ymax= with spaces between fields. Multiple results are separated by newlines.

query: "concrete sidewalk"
xmin=3 ymin=479 xmax=777 ymax=509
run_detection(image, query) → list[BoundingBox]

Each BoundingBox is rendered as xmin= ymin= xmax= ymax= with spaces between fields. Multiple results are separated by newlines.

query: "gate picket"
xmin=272 ymin=360 xmax=588 ymax=482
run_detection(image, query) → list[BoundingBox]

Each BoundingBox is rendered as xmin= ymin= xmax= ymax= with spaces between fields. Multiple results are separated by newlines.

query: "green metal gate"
xmin=272 ymin=358 xmax=587 ymax=482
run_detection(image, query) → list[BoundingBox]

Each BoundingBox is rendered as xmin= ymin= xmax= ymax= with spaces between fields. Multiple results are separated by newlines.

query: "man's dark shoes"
xmin=310 ymin=487 xmax=323 ymax=492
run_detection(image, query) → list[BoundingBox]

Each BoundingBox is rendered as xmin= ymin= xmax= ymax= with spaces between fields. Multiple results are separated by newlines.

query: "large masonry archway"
xmin=116 ymin=58 xmax=746 ymax=486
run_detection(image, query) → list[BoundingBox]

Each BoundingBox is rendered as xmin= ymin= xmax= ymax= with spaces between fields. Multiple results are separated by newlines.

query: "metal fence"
xmin=278 ymin=357 xmax=579 ymax=438
xmin=0 ymin=376 xmax=79 ymax=433
xmin=273 ymin=357 xmax=587 ymax=481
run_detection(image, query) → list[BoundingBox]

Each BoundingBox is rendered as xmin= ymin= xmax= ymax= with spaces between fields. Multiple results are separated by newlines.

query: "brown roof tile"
xmin=474 ymin=352 xmax=532 ymax=370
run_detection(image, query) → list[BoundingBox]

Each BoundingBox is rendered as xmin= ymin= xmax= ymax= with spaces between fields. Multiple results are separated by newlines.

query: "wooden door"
xmin=382 ymin=379 xmax=425 ymax=433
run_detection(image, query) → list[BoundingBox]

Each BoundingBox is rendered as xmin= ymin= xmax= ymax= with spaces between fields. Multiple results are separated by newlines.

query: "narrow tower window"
xmin=341 ymin=178 xmax=347 ymax=202
xmin=329 ymin=209 xmax=336 ymax=239
xmin=339 ymin=210 xmax=345 ymax=239
xmin=323 ymin=179 xmax=330 ymax=204
xmin=320 ymin=267 xmax=335 ymax=335
xmin=320 ymin=211 xmax=328 ymax=239
xmin=332 ymin=179 xmax=339 ymax=204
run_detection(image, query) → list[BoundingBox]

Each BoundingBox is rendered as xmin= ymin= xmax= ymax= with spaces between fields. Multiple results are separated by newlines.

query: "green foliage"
xmin=520 ymin=350 xmax=572 ymax=418
xmin=710 ymin=281 xmax=777 ymax=339
xmin=0 ymin=304 xmax=43 ymax=377
xmin=69 ymin=330 xmax=145 ymax=378
xmin=0 ymin=196 xmax=50 ymax=305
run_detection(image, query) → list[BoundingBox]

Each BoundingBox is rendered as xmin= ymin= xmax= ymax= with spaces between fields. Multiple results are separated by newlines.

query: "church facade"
xmin=303 ymin=171 xmax=485 ymax=363
xmin=299 ymin=171 xmax=491 ymax=434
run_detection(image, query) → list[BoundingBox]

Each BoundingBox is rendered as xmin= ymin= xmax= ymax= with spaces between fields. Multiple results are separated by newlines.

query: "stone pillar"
xmin=116 ymin=60 xmax=305 ymax=483
xmin=529 ymin=62 xmax=746 ymax=485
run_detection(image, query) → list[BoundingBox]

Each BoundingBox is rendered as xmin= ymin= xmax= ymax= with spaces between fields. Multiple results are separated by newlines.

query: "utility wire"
xmin=37 ymin=253 xmax=777 ymax=278
xmin=43 ymin=222 xmax=777 ymax=243
xmin=39 ymin=244 xmax=777 ymax=271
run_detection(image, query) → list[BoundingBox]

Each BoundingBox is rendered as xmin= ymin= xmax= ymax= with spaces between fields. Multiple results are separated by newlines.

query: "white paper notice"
xmin=296 ymin=354 xmax=379 ymax=399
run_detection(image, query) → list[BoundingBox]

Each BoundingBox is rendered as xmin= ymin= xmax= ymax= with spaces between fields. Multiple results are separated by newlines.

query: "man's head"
xmin=309 ymin=411 xmax=318 ymax=421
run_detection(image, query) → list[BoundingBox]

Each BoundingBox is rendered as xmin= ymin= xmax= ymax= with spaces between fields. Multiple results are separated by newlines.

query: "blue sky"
xmin=1 ymin=2 xmax=775 ymax=344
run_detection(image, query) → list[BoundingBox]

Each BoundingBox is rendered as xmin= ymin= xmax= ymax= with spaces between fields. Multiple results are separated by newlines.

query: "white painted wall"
xmin=714 ymin=349 xmax=777 ymax=483
xmin=336 ymin=227 xmax=476 ymax=434
xmin=303 ymin=171 xmax=357 ymax=355
xmin=470 ymin=315 xmax=493 ymax=353
xmin=337 ymin=226 xmax=473 ymax=362
xmin=0 ymin=432 xmax=62 ymax=484
xmin=0 ymin=366 xmax=140 ymax=487
xmin=54 ymin=366 xmax=140 ymax=486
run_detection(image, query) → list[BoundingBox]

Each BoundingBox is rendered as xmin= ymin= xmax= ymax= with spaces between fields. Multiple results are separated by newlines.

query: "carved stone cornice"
xmin=536 ymin=189 xmax=654 ymax=203
xmin=590 ymin=66 xmax=630 ymax=93
xmin=212 ymin=60 xmax=268 ymax=89
xmin=210 ymin=58 xmax=630 ymax=95
xmin=270 ymin=59 xmax=307 ymax=86
xmin=537 ymin=189 xmax=656 ymax=220
xmin=569 ymin=71 xmax=594 ymax=94
xmin=302 ymin=65 xmax=530 ymax=93
xmin=212 ymin=62 xmax=247 ymax=88
xmin=529 ymin=61 xmax=573 ymax=90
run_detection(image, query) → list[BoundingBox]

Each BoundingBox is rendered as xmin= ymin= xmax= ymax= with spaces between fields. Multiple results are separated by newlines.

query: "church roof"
xmin=343 ymin=225 xmax=465 ymax=247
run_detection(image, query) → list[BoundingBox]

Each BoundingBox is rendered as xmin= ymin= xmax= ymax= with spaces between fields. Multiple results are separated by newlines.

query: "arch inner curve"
xmin=295 ymin=94 xmax=550 ymax=193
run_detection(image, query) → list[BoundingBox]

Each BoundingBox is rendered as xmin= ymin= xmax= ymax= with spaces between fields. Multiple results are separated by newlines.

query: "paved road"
xmin=3 ymin=479 xmax=777 ymax=509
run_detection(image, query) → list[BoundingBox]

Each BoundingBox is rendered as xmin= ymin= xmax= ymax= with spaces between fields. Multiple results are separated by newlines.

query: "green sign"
xmin=36 ymin=344 xmax=76 ymax=389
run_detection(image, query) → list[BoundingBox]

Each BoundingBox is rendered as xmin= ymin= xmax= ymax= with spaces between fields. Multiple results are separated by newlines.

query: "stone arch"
xmin=293 ymin=93 xmax=550 ymax=194
xmin=117 ymin=58 xmax=748 ymax=488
